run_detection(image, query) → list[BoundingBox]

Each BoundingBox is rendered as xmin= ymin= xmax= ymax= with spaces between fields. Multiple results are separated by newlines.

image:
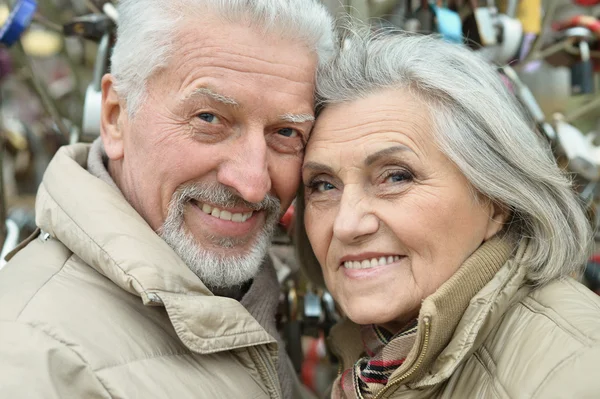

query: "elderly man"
xmin=0 ymin=1 xmax=334 ymax=398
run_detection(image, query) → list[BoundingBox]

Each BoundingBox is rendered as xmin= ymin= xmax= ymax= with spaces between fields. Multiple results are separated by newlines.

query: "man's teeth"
xmin=199 ymin=202 xmax=253 ymax=223
xmin=343 ymin=256 xmax=401 ymax=269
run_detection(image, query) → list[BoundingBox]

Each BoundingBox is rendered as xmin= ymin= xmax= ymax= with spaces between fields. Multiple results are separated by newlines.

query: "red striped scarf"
xmin=333 ymin=320 xmax=418 ymax=399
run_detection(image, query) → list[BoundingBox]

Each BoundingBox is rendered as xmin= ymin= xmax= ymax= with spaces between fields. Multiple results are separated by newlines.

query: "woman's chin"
xmin=341 ymin=297 xmax=419 ymax=330
xmin=344 ymin=305 xmax=400 ymax=327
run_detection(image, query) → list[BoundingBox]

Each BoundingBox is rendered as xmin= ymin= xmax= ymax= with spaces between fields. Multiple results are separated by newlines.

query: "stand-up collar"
xmin=35 ymin=144 xmax=276 ymax=354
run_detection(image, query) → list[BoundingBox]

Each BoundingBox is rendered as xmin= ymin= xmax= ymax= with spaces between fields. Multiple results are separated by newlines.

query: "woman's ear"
xmin=100 ymin=74 xmax=126 ymax=161
xmin=484 ymin=201 xmax=510 ymax=241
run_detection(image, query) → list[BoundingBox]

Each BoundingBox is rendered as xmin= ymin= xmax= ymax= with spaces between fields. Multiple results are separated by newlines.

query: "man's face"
xmin=102 ymin=16 xmax=317 ymax=289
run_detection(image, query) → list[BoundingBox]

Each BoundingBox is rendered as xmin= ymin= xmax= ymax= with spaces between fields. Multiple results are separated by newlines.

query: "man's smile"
xmin=192 ymin=200 xmax=254 ymax=223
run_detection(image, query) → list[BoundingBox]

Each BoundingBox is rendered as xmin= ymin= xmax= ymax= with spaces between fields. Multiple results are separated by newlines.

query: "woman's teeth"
xmin=343 ymin=255 xmax=401 ymax=269
xmin=197 ymin=202 xmax=253 ymax=223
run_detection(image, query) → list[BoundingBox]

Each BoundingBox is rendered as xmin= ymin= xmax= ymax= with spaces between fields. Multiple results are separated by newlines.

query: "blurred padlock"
xmin=302 ymin=289 xmax=324 ymax=337
xmin=565 ymin=27 xmax=595 ymax=95
xmin=463 ymin=0 xmax=499 ymax=48
xmin=0 ymin=0 xmax=37 ymax=47
xmin=415 ymin=0 xmax=435 ymax=33
xmin=82 ymin=33 xmax=111 ymax=138
xmin=403 ymin=0 xmax=421 ymax=32
xmin=412 ymin=0 xmax=462 ymax=42
xmin=304 ymin=290 xmax=323 ymax=322
xmin=502 ymin=65 xmax=557 ymax=141
xmin=284 ymin=281 xmax=304 ymax=373
xmin=554 ymin=115 xmax=600 ymax=181
xmin=478 ymin=13 xmax=523 ymax=63
xmin=63 ymin=13 xmax=114 ymax=42
xmin=432 ymin=2 xmax=463 ymax=43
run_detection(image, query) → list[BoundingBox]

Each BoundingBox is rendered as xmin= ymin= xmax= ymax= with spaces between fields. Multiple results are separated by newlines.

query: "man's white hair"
xmin=111 ymin=0 xmax=335 ymax=116
xmin=297 ymin=27 xmax=593 ymax=287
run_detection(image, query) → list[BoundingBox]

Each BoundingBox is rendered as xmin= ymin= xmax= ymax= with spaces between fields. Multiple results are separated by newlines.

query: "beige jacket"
xmin=0 ymin=144 xmax=286 ymax=398
xmin=330 ymin=236 xmax=600 ymax=398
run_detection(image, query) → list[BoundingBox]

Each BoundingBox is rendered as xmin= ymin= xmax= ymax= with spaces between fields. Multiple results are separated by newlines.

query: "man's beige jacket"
xmin=330 ymin=236 xmax=600 ymax=398
xmin=0 ymin=144 xmax=284 ymax=398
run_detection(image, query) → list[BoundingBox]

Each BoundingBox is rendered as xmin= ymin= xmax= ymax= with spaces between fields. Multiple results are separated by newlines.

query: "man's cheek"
xmin=272 ymin=159 xmax=302 ymax=210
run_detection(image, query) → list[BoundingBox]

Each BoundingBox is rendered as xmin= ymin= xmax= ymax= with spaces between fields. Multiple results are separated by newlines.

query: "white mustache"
xmin=170 ymin=182 xmax=280 ymax=216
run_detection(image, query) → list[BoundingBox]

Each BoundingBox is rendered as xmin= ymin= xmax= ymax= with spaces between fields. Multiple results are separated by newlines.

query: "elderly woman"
xmin=296 ymin=29 xmax=600 ymax=399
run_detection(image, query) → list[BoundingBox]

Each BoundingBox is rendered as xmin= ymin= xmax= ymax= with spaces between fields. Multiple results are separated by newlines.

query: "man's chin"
xmin=188 ymin=229 xmax=259 ymax=253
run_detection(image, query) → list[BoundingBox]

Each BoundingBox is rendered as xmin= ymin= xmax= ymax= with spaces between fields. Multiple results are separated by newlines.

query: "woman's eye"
xmin=314 ymin=181 xmax=336 ymax=192
xmin=277 ymin=128 xmax=299 ymax=138
xmin=384 ymin=171 xmax=413 ymax=183
xmin=197 ymin=113 xmax=220 ymax=124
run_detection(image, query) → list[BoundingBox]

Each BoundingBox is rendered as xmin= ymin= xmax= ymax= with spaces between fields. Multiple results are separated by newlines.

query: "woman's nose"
xmin=332 ymin=188 xmax=379 ymax=244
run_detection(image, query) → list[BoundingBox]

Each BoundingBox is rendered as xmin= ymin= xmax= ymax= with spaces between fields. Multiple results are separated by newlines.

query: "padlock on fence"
xmin=432 ymin=2 xmax=463 ymax=43
xmin=463 ymin=0 xmax=499 ymax=48
xmin=82 ymin=33 xmax=112 ymax=138
xmin=283 ymin=281 xmax=304 ymax=373
xmin=0 ymin=0 xmax=37 ymax=47
xmin=407 ymin=0 xmax=463 ymax=43
xmin=554 ymin=115 xmax=600 ymax=182
xmin=63 ymin=13 xmax=114 ymax=42
xmin=564 ymin=27 xmax=595 ymax=95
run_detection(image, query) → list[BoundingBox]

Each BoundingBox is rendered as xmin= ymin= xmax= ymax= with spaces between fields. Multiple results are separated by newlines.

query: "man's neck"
xmin=210 ymin=279 xmax=253 ymax=300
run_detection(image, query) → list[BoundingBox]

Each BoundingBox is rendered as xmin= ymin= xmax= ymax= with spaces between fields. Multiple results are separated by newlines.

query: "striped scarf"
xmin=333 ymin=320 xmax=418 ymax=399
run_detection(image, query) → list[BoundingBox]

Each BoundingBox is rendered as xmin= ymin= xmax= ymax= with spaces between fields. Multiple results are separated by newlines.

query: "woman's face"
xmin=303 ymin=89 xmax=506 ymax=332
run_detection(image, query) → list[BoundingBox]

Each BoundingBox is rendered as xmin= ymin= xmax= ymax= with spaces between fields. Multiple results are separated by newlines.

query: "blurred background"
xmin=2 ymin=0 xmax=600 ymax=396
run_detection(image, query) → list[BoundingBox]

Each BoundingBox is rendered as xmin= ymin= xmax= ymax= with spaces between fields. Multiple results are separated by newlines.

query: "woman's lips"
xmin=339 ymin=255 xmax=406 ymax=279
xmin=342 ymin=255 xmax=402 ymax=270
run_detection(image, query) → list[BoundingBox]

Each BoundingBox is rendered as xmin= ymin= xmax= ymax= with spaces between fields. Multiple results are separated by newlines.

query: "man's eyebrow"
xmin=186 ymin=87 xmax=239 ymax=106
xmin=365 ymin=145 xmax=414 ymax=166
xmin=303 ymin=161 xmax=335 ymax=176
xmin=280 ymin=113 xmax=315 ymax=123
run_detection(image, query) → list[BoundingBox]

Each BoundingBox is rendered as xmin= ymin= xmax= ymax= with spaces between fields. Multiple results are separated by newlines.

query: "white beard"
xmin=158 ymin=182 xmax=280 ymax=290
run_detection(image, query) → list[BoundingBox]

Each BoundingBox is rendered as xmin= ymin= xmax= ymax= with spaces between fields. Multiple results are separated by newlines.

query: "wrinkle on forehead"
xmin=146 ymin=17 xmax=318 ymax=121
xmin=307 ymin=91 xmax=433 ymax=162
xmin=170 ymin=19 xmax=317 ymax=87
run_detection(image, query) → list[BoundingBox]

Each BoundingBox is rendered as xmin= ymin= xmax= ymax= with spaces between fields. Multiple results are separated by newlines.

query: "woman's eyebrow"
xmin=365 ymin=145 xmax=414 ymax=166
xmin=303 ymin=162 xmax=335 ymax=176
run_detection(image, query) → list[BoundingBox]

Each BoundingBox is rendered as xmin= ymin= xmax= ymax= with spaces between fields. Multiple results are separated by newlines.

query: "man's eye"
xmin=198 ymin=113 xmax=220 ymax=124
xmin=278 ymin=128 xmax=299 ymax=138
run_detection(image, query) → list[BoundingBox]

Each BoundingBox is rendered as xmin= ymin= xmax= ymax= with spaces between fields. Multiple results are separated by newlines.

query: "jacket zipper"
xmin=372 ymin=316 xmax=431 ymax=399
xmin=249 ymin=346 xmax=281 ymax=399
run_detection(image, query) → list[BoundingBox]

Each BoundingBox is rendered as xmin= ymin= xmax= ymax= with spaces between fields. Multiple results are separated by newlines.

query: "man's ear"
xmin=100 ymin=74 xmax=125 ymax=161
xmin=484 ymin=201 xmax=510 ymax=241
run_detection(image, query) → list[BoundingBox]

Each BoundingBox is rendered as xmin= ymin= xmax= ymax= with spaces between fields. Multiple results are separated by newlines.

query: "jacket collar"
xmin=330 ymin=234 xmax=528 ymax=387
xmin=35 ymin=144 xmax=276 ymax=353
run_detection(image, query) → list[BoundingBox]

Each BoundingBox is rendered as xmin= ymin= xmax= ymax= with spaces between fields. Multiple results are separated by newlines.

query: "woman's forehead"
xmin=306 ymin=90 xmax=433 ymax=163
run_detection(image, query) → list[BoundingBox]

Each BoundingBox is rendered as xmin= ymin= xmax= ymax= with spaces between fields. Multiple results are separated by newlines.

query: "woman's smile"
xmin=340 ymin=254 xmax=404 ymax=270
xmin=339 ymin=254 xmax=407 ymax=280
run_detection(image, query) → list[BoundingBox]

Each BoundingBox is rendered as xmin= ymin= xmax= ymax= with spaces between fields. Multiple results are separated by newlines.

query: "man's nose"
xmin=217 ymin=132 xmax=271 ymax=204
xmin=332 ymin=187 xmax=379 ymax=244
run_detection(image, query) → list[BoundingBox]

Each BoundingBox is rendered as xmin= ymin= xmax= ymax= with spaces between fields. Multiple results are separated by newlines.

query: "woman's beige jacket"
xmin=0 ymin=144 xmax=286 ymax=398
xmin=330 ymin=237 xmax=600 ymax=398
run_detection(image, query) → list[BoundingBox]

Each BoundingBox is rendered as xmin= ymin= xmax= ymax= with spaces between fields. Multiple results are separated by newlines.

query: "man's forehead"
xmin=170 ymin=18 xmax=319 ymax=87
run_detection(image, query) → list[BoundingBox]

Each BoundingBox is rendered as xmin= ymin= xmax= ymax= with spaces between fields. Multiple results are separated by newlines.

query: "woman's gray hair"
xmin=111 ymin=0 xmax=335 ymax=116
xmin=297 ymin=27 xmax=593 ymax=287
